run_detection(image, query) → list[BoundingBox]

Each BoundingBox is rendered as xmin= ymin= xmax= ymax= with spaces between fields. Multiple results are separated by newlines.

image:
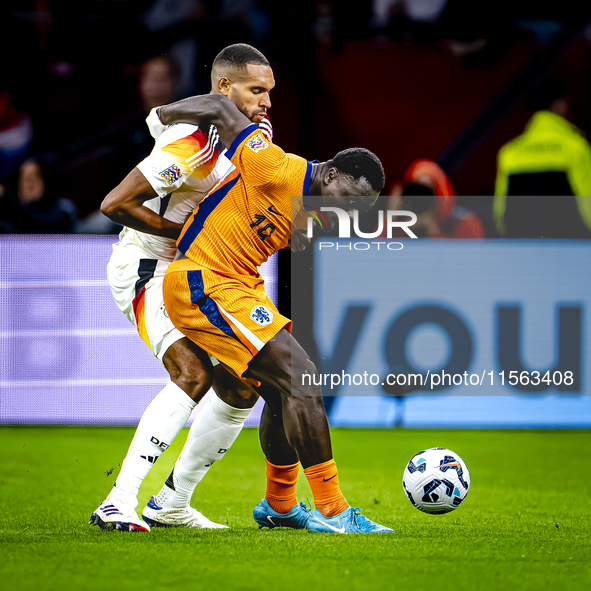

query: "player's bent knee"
xmin=246 ymin=329 xmax=320 ymax=397
xmin=163 ymin=338 xmax=214 ymax=401
xmin=284 ymin=392 xmax=325 ymax=414
xmin=173 ymin=370 xmax=214 ymax=401
xmin=290 ymin=357 xmax=321 ymax=398
xmin=215 ymin=384 xmax=259 ymax=409
xmin=213 ymin=365 xmax=259 ymax=409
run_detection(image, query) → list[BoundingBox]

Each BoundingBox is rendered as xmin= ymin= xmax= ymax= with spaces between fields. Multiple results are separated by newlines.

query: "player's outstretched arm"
xmin=101 ymin=168 xmax=184 ymax=239
xmin=158 ymin=94 xmax=251 ymax=149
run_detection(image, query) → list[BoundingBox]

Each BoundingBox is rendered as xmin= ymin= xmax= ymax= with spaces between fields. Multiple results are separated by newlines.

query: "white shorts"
xmin=107 ymin=240 xmax=183 ymax=363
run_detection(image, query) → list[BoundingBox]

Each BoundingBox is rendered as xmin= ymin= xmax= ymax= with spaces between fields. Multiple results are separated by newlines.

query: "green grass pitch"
xmin=1 ymin=427 xmax=590 ymax=590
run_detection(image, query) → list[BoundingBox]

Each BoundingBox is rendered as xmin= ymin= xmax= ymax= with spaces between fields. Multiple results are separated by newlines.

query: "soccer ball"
xmin=402 ymin=448 xmax=470 ymax=514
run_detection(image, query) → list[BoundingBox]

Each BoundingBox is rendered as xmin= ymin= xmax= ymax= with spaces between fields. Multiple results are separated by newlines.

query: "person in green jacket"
xmin=494 ymin=78 xmax=591 ymax=238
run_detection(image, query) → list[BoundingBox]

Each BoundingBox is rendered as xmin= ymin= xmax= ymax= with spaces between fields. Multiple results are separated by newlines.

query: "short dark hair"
xmin=331 ymin=148 xmax=385 ymax=193
xmin=212 ymin=44 xmax=269 ymax=72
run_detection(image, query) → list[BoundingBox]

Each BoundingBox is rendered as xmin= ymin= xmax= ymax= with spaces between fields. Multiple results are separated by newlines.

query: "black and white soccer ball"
xmin=402 ymin=448 xmax=470 ymax=514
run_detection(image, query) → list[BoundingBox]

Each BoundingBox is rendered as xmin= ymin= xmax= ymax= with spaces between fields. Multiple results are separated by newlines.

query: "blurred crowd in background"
xmin=1 ymin=0 xmax=591 ymax=237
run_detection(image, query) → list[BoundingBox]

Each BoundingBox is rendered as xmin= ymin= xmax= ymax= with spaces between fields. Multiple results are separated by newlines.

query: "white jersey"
xmin=118 ymin=122 xmax=234 ymax=262
xmin=107 ymin=113 xmax=270 ymax=362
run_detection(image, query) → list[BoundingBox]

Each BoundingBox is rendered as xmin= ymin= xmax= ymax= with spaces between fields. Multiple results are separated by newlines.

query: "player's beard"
xmin=230 ymin=92 xmax=264 ymax=123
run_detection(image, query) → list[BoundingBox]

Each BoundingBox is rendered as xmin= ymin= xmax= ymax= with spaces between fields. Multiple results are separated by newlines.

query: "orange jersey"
xmin=176 ymin=123 xmax=311 ymax=284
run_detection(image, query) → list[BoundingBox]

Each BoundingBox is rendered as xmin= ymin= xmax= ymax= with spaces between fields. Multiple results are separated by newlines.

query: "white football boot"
xmin=89 ymin=490 xmax=150 ymax=532
xmin=142 ymin=496 xmax=229 ymax=529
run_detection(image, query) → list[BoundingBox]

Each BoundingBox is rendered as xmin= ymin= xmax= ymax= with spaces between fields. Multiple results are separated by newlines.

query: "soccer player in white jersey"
xmin=89 ymin=44 xmax=274 ymax=532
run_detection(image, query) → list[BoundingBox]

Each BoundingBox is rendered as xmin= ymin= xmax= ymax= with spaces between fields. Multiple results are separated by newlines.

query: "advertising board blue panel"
xmin=0 ymin=236 xmax=274 ymax=426
xmin=313 ymin=240 xmax=591 ymax=427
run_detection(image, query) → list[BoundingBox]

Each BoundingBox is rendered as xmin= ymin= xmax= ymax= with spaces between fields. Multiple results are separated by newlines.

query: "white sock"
xmin=154 ymin=394 xmax=252 ymax=508
xmin=112 ymin=381 xmax=196 ymax=507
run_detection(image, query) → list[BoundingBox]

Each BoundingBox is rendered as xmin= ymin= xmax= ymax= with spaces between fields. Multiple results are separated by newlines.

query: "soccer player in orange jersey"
xmin=90 ymin=45 xmax=276 ymax=532
xmin=157 ymin=93 xmax=394 ymax=533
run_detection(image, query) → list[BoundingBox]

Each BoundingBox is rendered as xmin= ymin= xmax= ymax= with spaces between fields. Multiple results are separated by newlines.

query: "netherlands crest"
xmin=159 ymin=164 xmax=182 ymax=186
xmin=246 ymin=133 xmax=269 ymax=154
xmin=250 ymin=305 xmax=273 ymax=327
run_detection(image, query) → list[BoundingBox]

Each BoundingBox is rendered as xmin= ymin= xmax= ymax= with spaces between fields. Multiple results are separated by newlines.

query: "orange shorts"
xmin=163 ymin=258 xmax=291 ymax=378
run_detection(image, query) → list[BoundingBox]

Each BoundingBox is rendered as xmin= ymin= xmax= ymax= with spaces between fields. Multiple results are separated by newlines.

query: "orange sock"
xmin=265 ymin=459 xmax=299 ymax=514
xmin=303 ymin=459 xmax=349 ymax=517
